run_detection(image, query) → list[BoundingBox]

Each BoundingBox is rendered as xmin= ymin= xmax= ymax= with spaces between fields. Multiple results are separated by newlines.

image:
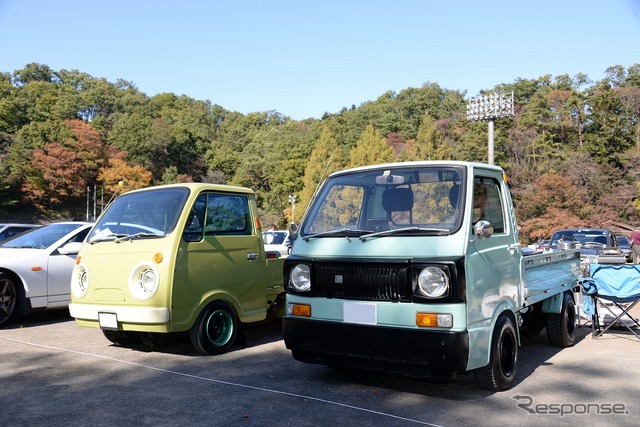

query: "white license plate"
xmin=343 ymin=301 xmax=377 ymax=325
xmin=98 ymin=312 xmax=118 ymax=330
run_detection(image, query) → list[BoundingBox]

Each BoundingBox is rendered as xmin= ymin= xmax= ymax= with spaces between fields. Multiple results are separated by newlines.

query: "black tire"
xmin=475 ymin=315 xmax=518 ymax=391
xmin=0 ymin=272 xmax=20 ymax=327
xmin=190 ymin=301 xmax=238 ymax=355
xmin=546 ymin=292 xmax=576 ymax=347
xmin=102 ymin=330 xmax=141 ymax=346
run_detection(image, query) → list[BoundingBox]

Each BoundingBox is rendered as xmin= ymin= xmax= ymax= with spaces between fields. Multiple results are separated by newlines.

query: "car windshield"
xmin=88 ymin=187 xmax=189 ymax=243
xmin=551 ymin=230 xmax=607 ymax=246
xmin=617 ymin=236 xmax=630 ymax=247
xmin=301 ymin=165 xmax=464 ymax=237
xmin=1 ymin=223 xmax=84 ymax=249
xmin=263 ymin=231 xmax=287 ymax=244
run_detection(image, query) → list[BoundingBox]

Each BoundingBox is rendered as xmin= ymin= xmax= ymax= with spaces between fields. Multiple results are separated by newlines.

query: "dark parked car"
xmin=0 ymin=223 xmax=40 ymax=242
xmin=549 ymin=227 xmax=625 ymax=275
xmin=615 ymin=235 xmax=632 ymax=263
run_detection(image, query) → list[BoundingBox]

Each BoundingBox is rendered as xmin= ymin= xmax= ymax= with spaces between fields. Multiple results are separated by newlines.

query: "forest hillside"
xmin=2 ymin=62 xmax=640 ymax=243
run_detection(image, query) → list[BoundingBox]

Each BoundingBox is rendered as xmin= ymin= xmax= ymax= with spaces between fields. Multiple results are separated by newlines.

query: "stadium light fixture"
xmin=466 ymin=92 xmax=515 ymax=165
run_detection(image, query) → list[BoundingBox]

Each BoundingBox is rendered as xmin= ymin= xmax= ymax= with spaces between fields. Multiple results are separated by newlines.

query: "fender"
xmin=467 ymin=297 xmax=519 ymax=371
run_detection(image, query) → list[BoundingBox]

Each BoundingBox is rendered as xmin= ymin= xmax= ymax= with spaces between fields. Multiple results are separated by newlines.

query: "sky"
xmin=1 ymin=0 xmax=639 ymax=120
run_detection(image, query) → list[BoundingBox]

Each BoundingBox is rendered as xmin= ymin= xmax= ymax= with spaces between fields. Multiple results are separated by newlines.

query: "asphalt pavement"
xmin=1 ymin=306 xmax=639 ymax=427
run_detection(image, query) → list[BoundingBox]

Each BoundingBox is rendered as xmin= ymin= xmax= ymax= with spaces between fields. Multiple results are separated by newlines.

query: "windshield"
xmin=1 ymin=223 xmax=85 ymax=249
xmin=263 ymin=231 xmax=287 ymax=244
xmin=550 ymin=229 xmax=607 ymax=246
xmin=88 ymin=187 xmax=190 ymax=243
xmin=301 ymin=165 xmax=464 ymax=237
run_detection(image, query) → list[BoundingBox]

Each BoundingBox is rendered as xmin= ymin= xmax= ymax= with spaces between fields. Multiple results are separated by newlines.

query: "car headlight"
xmin=289 ymin=264 xmax=311 ymax=292
xmin=71 ymin=264 xmax=89 ymax=299
xmin=129 ymin=263 xmax=159 ymax=300
xmin=415 ymin=267 xmax=449 ymax=298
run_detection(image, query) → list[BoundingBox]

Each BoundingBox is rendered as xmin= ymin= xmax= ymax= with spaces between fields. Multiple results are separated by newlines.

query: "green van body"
xmin=69 ymin=183 xmax=284 ymax=354
xmin=282 ymin=161 xmax=580 ymax=390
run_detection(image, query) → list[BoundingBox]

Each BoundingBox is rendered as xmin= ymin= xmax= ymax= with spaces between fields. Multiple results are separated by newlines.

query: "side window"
xmin=204 ymin=194 xmax=251 ymax=236
xmin=472 ymin=177 xmax=505 ymax=234
xmin=184 ymin=194 xmax=206 ymax=241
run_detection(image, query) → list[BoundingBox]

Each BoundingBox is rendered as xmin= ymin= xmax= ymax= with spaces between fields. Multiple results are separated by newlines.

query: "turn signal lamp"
xmin=288 ymin=303 xmax=311 ymax=317
xmin=416 ymin=313 xmax=453 ymax=328
xmin=153 ymin=253 xmax=164 ymax=264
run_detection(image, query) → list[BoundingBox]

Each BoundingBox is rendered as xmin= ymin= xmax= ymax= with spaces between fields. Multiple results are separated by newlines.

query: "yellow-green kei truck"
xmin=69 ymin=183 xmax=285 ymax=355
xmin=283 ymin=161 xmax=581 ymax=391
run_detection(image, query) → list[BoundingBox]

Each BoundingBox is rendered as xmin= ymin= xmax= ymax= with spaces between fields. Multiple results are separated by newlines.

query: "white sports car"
xmin=0 ymin=221 xmax=93 ymax=326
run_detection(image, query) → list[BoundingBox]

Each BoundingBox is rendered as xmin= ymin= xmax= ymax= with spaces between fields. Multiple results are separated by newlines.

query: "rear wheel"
xmin=190 ymin=302 xmax=238 ymax=355
xmin=0 ymin=272 xmax=20 ymax=327
xmin=546 ymin=292 xmax=576 ymax=347
xmin=475 ymin=315 xmax=518 ymax=391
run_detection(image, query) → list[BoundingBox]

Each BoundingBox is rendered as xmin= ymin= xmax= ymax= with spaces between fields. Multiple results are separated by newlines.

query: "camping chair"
xmin=580 ymin=264 xmax=640 ymax=340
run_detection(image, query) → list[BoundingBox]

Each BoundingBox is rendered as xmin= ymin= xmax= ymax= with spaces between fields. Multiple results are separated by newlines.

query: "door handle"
xmin=246 ymin=252 xmax=259 ymax=260
xmin=508 ymin=244 xmax=519 ymax=254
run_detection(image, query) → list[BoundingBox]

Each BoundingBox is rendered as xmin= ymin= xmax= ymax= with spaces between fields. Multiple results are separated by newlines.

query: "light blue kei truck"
xmin=283 ymin=161 xmax=580 ymax=391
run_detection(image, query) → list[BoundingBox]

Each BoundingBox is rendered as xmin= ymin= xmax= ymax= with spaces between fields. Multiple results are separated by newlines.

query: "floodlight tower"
xmin=466 ymin=92 xmax=515 ymax=165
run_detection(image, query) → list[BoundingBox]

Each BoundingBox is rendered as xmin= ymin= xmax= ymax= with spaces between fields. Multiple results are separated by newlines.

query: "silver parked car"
xmin=0 ymin=221 xmax=93 ymax=326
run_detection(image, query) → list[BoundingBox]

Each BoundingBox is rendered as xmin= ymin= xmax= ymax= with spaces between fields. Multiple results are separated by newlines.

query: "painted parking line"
xmin=0 ymin=335 xmax=442 ymax=427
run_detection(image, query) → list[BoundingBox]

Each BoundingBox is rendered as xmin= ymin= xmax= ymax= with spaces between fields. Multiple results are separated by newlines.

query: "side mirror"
xmin=289 ymin=223 xmax=299 ymax=237
xmin=58 ymin=241 xmax=83 ymax=255
xmin=474 ymin=220 xmax=494 ymax=240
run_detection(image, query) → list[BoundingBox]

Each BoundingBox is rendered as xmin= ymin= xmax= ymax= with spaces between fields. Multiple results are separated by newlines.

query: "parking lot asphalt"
xmin=1 ymin=306 xmax=640 ymax=427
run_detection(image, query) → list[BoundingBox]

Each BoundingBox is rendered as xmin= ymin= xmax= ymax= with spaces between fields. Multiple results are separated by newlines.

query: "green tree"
xmin=299 ymin=124 xmax=345 ymax=214
xmin=348 ymin=124 xmax=394 ymax=168
xmin=584 ymin=82 xmax=633 ymax=164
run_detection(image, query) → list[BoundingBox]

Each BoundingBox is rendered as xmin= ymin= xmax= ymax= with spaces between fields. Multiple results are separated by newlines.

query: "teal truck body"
xmin=282 ymin=161 xmax=580 ymax=390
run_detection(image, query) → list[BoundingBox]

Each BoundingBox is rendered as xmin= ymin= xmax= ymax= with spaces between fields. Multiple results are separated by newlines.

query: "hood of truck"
xmin=291 ymin=232 xmax=468 ymax=259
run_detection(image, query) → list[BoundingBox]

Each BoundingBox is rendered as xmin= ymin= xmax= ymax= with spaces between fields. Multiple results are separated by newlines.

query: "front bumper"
xmin=283 ymin=316 xmax=469 ymax=380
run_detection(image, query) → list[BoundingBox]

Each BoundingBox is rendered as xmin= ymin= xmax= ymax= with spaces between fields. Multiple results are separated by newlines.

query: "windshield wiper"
xmin=114 ymin=232 xmax=163 ymax=243
xmin=359 ymin=227 xmax=448 ymax=241
xmin=88 ymin=234 xmax=126 ymax=244
xmin=302 ymin=228 xmax=371 ymax=241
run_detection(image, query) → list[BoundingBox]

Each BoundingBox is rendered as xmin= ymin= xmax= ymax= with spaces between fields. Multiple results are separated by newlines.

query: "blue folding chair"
xmin=580 ymin=264 xmax=640 ymax=340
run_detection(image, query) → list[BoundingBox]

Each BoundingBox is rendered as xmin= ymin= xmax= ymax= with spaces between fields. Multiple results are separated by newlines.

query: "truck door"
xmin=173 ymin=192 xmax=264 ymax=328
xmin=466 ymin=174 xmax=522 ymax=329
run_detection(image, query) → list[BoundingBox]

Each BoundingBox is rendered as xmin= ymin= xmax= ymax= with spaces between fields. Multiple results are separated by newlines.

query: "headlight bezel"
xmin=129 ymin=262 xmax=160 ymax=300
xmin=414 ymin=265 xmax=451 ymax=299
xmin=71 ymin=263 xmax=90 ymax=299
xmin=288 ymin=263 xmax=311 ymax=292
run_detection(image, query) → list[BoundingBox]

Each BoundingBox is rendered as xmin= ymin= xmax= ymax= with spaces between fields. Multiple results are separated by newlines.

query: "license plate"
xmin=98 ymin=312 xmax=118 ymax=330
xmin=343 ymin=301 xmax=377 ymax=325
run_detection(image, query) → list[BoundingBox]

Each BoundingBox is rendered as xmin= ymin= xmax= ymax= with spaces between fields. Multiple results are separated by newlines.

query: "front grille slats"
xmin=313 ymin=263 xmax=411 ymax=302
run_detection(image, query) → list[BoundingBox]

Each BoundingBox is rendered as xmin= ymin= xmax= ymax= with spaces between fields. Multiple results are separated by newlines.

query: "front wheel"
xmin=475 ymin=315 xmax=518 ymax=391
xmin=0 ymin=272 xmax=20 ymax=327
xmin=190 ymin=302 xmax=238 ymax=355
xmin=546 ymin=292 xmax=576 ymax=347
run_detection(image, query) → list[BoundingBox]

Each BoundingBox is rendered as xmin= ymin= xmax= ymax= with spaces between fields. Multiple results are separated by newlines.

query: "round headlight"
xmin=289 ymin=264 xmax=311 ymax=292
xmin=71 ymin=264 xmax=89 ymax=298
xmin=129 ymin=263 xmax=159 ymax=300
xmin=416 ymin=267 xmax=449 ymax=298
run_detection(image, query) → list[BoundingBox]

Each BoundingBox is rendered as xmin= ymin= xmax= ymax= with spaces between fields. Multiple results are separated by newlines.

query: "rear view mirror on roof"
xmin=375 ymin=170 xmax=404 ymax=185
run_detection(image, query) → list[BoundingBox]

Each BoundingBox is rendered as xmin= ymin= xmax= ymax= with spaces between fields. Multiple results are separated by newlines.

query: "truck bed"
xmin=523 ymin=249 xmax=581 ymax=306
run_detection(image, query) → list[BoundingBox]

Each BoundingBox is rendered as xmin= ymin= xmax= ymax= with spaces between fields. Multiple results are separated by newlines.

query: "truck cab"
xmin=69 ymin=183 xmax=285 ymax=355
xmin=283 ymin=161 xmax=579 ymax=390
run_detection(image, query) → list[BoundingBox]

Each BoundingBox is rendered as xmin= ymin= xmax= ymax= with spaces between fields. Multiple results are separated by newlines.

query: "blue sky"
xmin=1 ymin=0 xmax=639 ymax=120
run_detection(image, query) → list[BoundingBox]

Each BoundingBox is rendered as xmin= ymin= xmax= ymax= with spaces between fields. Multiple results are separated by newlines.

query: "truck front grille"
xmin=312 ymin=262 xmax=411 ymax=302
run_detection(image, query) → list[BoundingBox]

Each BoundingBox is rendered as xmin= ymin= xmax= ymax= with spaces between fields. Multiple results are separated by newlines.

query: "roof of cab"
xmin=118 ymin=182 xmax=255 ymax=196
xmin=327 ymin=160 xmax=504 ymax=178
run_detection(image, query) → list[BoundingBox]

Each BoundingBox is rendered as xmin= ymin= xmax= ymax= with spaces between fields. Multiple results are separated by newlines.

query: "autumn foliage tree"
xmin=99 ymin=158 xmax=153 ymax=198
